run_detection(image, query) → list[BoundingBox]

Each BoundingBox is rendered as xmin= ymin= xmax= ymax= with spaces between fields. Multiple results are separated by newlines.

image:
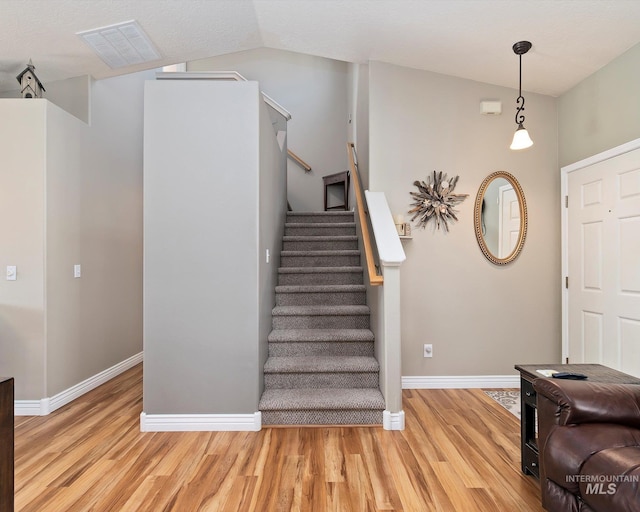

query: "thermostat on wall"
xmin=480 ymin=100 xmax=502 ymax=115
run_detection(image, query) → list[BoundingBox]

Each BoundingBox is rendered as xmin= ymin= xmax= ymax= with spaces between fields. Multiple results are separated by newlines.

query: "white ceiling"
xmin=2 ymin=0 xmax=640 ymax=97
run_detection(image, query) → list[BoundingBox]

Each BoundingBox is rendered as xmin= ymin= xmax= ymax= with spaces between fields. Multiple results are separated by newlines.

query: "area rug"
xmin=484 ymin=390 xmax=521 ymax=419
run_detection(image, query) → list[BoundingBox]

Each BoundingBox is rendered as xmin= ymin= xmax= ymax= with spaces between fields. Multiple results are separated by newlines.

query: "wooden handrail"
xmin=348 ymin=142 xmax=383 ymax=286
xmin=287 ymin=149 xmax=312 ymax=172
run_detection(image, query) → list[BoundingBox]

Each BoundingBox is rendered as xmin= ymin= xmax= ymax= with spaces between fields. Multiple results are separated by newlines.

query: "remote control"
xmin=552 ymin=372 xmax=588 ymax=380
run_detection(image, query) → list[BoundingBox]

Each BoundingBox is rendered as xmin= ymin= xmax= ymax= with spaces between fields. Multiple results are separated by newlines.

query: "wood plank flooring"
xmin=14 ymin=364 xmax=544 ymax=511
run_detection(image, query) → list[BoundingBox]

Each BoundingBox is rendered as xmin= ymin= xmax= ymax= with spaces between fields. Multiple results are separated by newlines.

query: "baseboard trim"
xmin=402 ymin=375 xmax=520 ymax=389
xmin=15 ymin=351 xmax=143 ymax=416
xmin=140 ymin=411 xmax=262 ymax=432
xmin=383 ymin=410 xmax=405 ymax=430
xmin=14 ymin=399 xmax=49 ymax=416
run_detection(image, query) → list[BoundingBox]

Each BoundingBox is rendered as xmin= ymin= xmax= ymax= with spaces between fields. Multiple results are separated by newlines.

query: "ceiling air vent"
xmin=77 ymin=20 xmax=161 ymax=69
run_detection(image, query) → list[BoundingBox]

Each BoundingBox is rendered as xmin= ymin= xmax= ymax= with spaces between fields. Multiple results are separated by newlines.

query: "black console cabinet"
xmin=0 ymin=377 xmax=13 ymax=511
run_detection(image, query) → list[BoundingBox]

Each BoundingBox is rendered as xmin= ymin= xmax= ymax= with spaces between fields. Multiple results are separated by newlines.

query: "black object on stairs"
xmin=259 ymin=211 xmax=384 ymax=425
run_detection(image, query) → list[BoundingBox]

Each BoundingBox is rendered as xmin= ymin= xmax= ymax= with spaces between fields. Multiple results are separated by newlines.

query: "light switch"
xmin=74 ymin=264 xmax=81 ymax=278
xmin=6 ymin=266 xmax=16 ymax=281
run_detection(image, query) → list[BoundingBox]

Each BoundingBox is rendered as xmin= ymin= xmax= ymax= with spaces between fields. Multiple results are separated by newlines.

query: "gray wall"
xmin=188 ymin=48 xmax=349 ymax=211
xmin=559 ymin=42 xmax=640 ymax=167
xmin=46 ymin=71 xmax=151 ymax=395
xmin=348 ymin=63 xmax=370 ymax=190
xmin=258 ymin=101 xmax=288 ymax=394
xmin=368 ymin=61 xmax=561 ymax=377
xmin=143 ymin=79 xmax=284 ymax=414
xmin=43 ymin=75 xmax=91 ymax=123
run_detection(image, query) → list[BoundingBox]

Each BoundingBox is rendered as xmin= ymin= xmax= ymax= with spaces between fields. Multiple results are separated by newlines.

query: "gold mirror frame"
xmin=473 ymin=171 xmax=527 ymax=265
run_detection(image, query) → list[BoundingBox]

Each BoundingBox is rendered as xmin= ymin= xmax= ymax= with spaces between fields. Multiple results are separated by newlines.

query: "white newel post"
xmin=381 ymin=262 xmax=405 ymax=430
xmin=364 ymin=190 xmax=406 ymax=431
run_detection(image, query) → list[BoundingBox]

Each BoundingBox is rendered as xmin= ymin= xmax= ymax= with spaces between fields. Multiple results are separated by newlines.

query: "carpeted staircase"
xmin=259 ymin=211 xmax=385 ymax=425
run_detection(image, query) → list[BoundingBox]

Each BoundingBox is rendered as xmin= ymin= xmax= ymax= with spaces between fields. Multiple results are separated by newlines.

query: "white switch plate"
xmin=6 ymin=266 xmax=16 ymax=281
xmin=266 ymin=249 xmax=270 ymax=263
xmin=74 ymin=264 xmax=81 ymax=278
xmin=423 ymin=344 xmax=433 ymax=358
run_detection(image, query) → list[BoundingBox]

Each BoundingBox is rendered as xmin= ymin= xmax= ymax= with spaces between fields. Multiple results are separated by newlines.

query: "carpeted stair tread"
xmin=268 ymin=328 xmax=374 ymax=342
xmin=259 ymin=388 xmax=385 ymax=411
xmin=272 ymin=305 xmax=370 ymax=316
xmin=275 ymin=284 xmax=366 ymax=293
xmin=278 ymin=266 xmax=363 ymax=274
xmin=260 ymin=210 xmax=382 ymax=425
xmin=282 ymin=235 xmax=358 ymax=242
xmin=285 ymin=222 xmax=356 ymax=228
xmin=287 ymin=211 xmax=354 ymax=216
xmin=287 ymin=212 xmax=354 ymax=220
xmin=264 ymin=356 xmax=379 ymax=373
xmin=280 ymin=250 xmax=361 ymax=257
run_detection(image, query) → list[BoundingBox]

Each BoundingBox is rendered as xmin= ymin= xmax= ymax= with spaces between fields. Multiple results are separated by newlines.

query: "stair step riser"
xmin=285 ymin=226 xmax=356 ymax=237
xmin=261 ymin=409 xmax=382 ymax=425
xmin=276 ymin=291 xmax=366 ymax=306
xmin=279 ymin=273 xmax=363 ymax=286
xmin=269 ymin=342 xmax=374 ymax=357
xmin=283 ymin=240 xmax=358 ymax=251
xmin=287 ymin=214 xmax=354 ymax=224
xmin=280 ymin=255 xmax=361 ymax=267
xmin=264 ymin=372 xmax=379 ymax=389
xmin=273 ymin=315 xmax=369 ymax=330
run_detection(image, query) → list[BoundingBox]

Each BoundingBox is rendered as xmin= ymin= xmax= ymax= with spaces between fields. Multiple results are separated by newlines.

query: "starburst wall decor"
xmin=409 ymin=171 xmax=468 ymax=232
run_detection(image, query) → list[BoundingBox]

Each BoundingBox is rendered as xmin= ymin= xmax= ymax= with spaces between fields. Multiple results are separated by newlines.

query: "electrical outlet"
xmin=423 ymin=344 xmax=433 ymax=358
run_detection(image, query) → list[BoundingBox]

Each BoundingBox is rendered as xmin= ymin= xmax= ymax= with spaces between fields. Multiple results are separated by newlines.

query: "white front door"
xmin=565 ymin=145 xmax=640 ymax=376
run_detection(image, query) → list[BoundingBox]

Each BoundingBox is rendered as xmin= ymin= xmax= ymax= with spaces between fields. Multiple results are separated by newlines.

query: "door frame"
xmin=561 ymin=137 xmax=640 ymax=363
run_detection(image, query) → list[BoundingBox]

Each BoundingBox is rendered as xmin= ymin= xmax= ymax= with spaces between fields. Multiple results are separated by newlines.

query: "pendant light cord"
xmin=515 ymin=53 xmax=526 ymax=126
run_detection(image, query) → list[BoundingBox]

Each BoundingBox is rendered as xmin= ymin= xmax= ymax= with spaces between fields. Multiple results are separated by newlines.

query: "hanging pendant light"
xmin=510 ymin=41 xmax=533 ymax=150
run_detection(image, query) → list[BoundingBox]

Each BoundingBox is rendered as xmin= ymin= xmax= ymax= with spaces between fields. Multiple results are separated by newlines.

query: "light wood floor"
xmin=14 ymin=364 xmax=544 ymax=511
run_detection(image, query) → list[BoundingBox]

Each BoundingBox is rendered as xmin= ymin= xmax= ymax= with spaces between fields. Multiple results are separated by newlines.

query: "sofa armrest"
xmin=533 ymin=378 xmax=640 ymax=428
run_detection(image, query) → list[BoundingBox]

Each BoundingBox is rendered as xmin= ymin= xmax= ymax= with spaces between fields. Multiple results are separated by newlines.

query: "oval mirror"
xmin=474 ymin=171 xmax=527 ymax=265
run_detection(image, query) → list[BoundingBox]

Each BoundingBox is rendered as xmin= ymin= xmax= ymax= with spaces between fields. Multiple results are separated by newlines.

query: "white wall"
xmin=188 ymin=48 xmax=349 ymax=211
xmin=0 ymin=100 xmax=46 ymax=399
xmin=143 ymin=79 xmax=269 ymax=414
xmin=369 ymin=61 xmax=561 ymax=377
xmin=1 ymin=74 xmax=91 ymax=123
xmin=0 ymin=70 xmax=151 ymax=400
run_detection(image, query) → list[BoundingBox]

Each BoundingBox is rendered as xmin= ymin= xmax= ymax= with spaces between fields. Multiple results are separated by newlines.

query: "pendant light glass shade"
xmin=510 ymin=123 xmax=533 ymax=150
xmin=510 ymin=41 xmax=533 ymax=150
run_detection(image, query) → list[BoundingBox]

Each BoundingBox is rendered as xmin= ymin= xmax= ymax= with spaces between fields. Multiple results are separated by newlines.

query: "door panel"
xmin=582 ymin=222 xmax=603 ymax=290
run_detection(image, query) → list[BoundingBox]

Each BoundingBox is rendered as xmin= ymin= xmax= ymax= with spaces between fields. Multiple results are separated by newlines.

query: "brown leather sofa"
xmin=534 ymin=378 xmax=640 ymax=512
